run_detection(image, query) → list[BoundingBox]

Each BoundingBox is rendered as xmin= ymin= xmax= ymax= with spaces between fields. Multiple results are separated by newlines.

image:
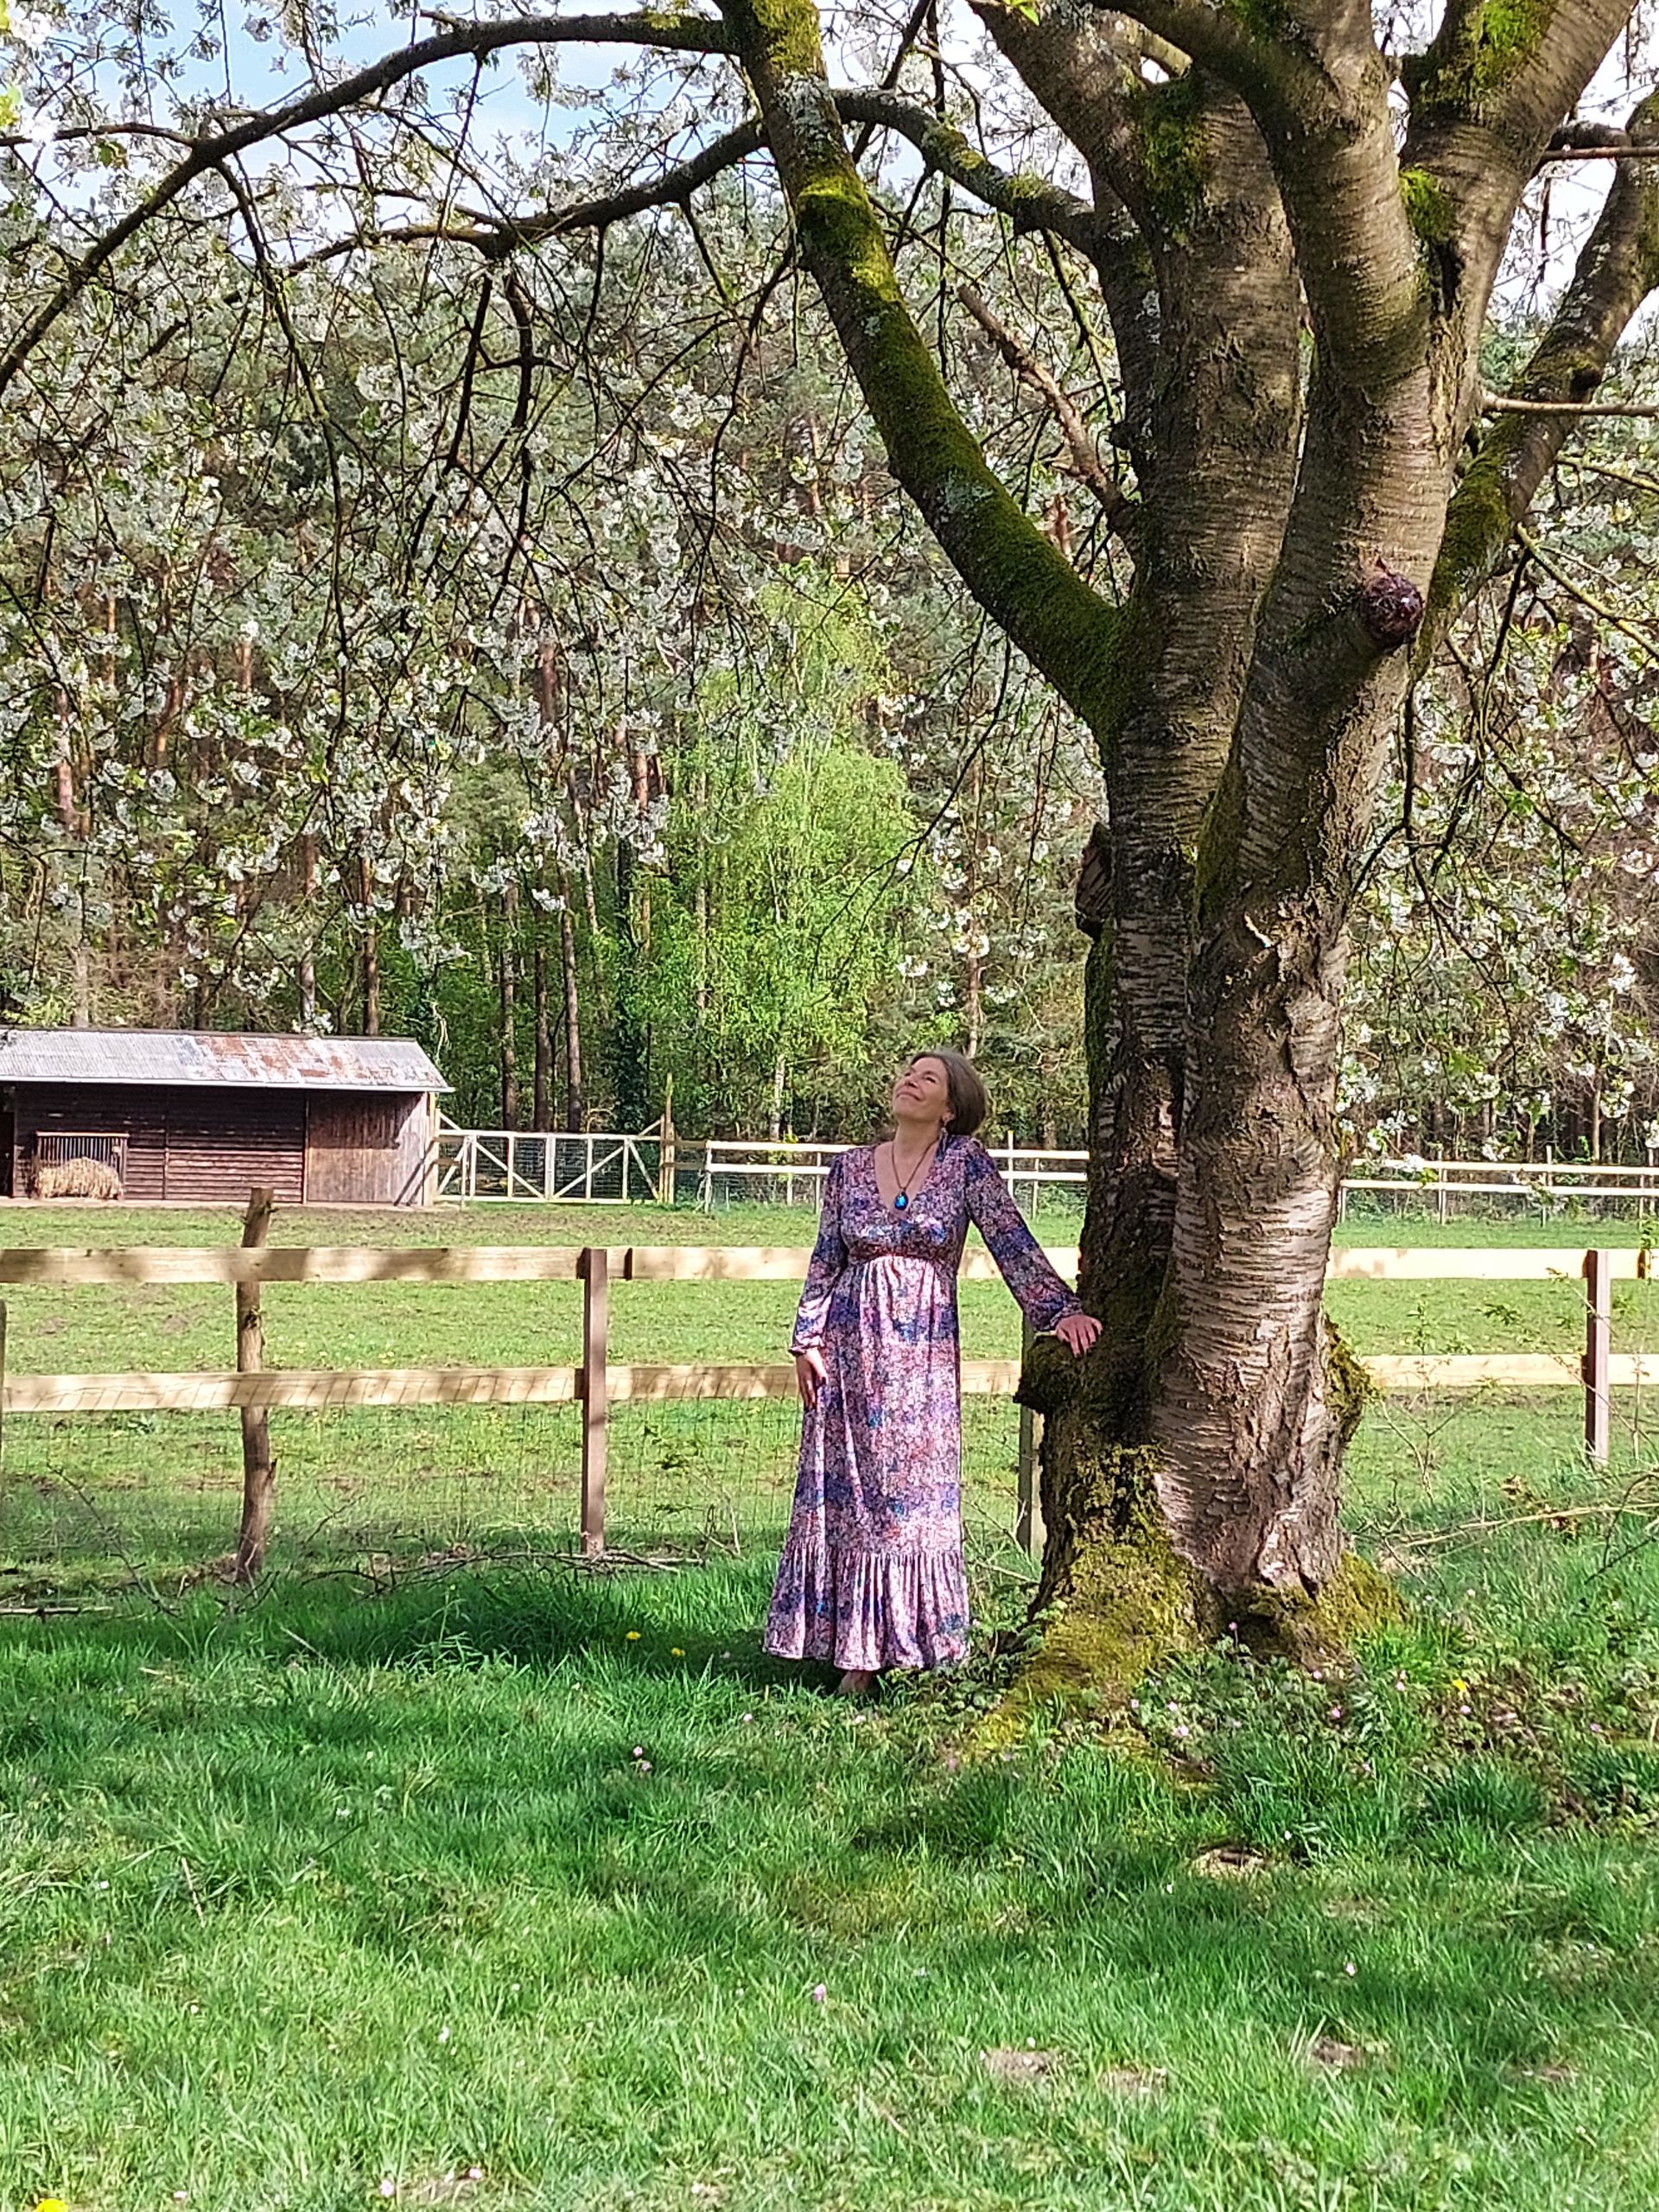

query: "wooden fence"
xmin=0 ymin=1235 xmax=1644 ymax=1566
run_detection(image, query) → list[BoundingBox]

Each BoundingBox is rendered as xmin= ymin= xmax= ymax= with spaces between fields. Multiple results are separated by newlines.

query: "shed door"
xmin=305 ymin=1094 xmax=425 ymax=1205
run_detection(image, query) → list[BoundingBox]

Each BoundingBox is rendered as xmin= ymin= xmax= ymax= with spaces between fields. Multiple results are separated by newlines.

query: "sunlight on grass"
xmin=2 ymin=1535 xmax=1658 ymax=2212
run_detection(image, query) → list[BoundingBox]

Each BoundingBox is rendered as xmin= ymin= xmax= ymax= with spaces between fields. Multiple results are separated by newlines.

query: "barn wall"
xmin=17 ymin=1086 xmax=171 ymax=1199
xmin=15 ymin=1085 xmax=308 ymax=1203
xmin=304 ymin=1092 xmax=429 ymax=1205
xmin=164 ymin=1090 xmax=307 ymax=1205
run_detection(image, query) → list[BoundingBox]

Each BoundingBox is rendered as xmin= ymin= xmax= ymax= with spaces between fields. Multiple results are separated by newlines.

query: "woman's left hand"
xmin=1053 ymin=1312 xmax=1102 ymax=1357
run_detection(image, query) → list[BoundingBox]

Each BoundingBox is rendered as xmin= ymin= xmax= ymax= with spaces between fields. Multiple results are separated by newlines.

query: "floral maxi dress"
xmin=763 ymin=1136 xmax=1083 ymax=1672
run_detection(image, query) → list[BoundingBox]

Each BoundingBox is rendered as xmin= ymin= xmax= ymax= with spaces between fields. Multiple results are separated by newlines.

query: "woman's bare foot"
xmin=836 ymin=1668 xmax=878 ymax=1698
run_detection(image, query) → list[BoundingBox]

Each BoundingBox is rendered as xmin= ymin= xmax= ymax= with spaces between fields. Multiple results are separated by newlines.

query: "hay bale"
xmin=34 ymin=1155 xmax=124 ymax=1200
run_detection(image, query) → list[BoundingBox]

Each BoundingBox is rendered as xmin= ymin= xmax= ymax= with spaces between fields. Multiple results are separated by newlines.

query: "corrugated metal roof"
xmin=0 ymin=1028 xmax=450 ymax=1092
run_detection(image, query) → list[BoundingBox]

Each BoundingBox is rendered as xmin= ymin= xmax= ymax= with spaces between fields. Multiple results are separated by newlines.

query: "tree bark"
xmin=532 ymin=907 xmax=553 ymax=1132
xmin=500 ymin=879 xmax=520 ymax=1128
xmin=359 ymin=852 xmax=380 ymax=1036
xmin=558 ymin=873 xmax=585 ymax=1132
xmin=298 ymin=832 xmax=318 ymax=1031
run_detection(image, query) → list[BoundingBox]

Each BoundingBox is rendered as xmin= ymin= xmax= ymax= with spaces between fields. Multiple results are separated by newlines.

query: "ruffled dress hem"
xmin=762 ymin=1535 xmax=969 ymax=1672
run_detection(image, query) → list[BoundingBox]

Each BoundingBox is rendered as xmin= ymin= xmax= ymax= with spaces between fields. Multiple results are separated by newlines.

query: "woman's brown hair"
xmin=909 ymin=1048 xmax=988 ymax=1141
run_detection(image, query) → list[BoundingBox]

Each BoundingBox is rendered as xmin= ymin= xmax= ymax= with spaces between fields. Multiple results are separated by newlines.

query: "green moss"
xmin=1193 ymin=750 xmax=1245 ymax=928
xmin=1427 ymin=436 xmax=1515 ymax=621
xmin=1404 ymin=0 xmax=1554 ymax=118
xmin=1136 ymin=73 xmax=1208 ymax=232
xmin=723 ymin=0 xmax=823 ymax=75
xmin=1018 ymin=1452 xmax=1207 ymax=1709
xmin=1324 ymin=1317 xmax=1373 ymax=1450
xmin=1400 ymin=166 xmax=1455 ymax=247
xmin=1468 ymin=0 xmax=1552 ymax=86
xmin=1224 ymin=0 xmax=1292 ymax=31
xmin=1238 ymin=1551 xmax=1406 ymax=1666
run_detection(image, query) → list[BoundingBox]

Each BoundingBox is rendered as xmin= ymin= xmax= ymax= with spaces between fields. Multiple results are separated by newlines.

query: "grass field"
xmin=3 ymin=1199 xmax=1659 ymax=2209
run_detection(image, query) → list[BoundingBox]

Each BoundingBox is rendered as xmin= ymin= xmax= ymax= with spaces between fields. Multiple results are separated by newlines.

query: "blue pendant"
xmin=893 ymin=1193 xmax=908 ymax=1211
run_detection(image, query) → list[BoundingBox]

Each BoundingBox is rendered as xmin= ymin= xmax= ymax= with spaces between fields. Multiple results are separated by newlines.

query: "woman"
xmin=763 ymin=1051 xmax=1101 ymax=1693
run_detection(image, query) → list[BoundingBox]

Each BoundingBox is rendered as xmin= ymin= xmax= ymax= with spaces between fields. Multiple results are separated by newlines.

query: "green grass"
xmin=5 ymin=1209 xmax=1659 ymax=2205
xmin=3 ymin=1523 xmax=1659 ymax=2212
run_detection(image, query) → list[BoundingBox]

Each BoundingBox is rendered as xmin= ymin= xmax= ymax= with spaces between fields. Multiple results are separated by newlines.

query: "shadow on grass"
xmin=3 ymin=1557 xmax=1659 ymax=2158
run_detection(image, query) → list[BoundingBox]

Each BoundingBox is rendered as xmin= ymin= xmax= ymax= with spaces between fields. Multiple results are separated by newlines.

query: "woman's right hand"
xmin=794 ymin=1347 xmax=829 ymax=1408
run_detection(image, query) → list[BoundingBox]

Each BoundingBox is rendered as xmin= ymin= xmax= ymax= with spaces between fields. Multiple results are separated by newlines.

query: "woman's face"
xmin=892 ymin=1056 xmax=952 ymax=1129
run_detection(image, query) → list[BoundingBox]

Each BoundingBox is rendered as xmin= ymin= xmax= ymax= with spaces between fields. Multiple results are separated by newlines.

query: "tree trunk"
xmin=559 ymin=875 xmax=585 ymax=1132
xmin=359 ymin=853 xmax=380 ymax=1037
xmin=610 ymin=838 xmax=650 ymax=1130
xmin=500 ymin=880 xmax=520 ymax=1128
xmin=298 ymin=833 xmax=318 ymax=1031
xmin=532 ymin=915 xmax=553 ymax=1132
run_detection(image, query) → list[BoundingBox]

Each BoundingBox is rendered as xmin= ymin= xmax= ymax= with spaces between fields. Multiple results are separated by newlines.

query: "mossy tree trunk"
xmin=706 ymin=0 xmax=1655 ymax=1679
xmin=22 ymin=0 xmax=1659 ymax=1687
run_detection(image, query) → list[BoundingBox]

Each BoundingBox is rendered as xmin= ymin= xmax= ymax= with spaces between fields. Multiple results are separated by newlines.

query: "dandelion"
xmin=626 ymin=1631 xmax=641 ymax=1643
xmin=671 ymin=1648 xmax=685 ymax=1657
xmin=35 ymin=2198 xmax=68 ymax=2212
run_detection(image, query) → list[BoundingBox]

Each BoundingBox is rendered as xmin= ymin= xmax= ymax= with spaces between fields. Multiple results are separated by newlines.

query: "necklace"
xmin=887 ymin=1137 xmax=935 ymax=1212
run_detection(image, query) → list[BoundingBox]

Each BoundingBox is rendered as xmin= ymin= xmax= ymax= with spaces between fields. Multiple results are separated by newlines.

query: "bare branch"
xmin=956 ymin=283 xmax=1135 ymax=535
xmin=0 ymin=12 xmax=734 ymax=397
xmin=1516 ymin=526 xmax=1659 ymax=661
xmin=1481 ymin=393 xmax=1659 ymax=419
xmin=292 ymin=86 xmax=1101 ymax=270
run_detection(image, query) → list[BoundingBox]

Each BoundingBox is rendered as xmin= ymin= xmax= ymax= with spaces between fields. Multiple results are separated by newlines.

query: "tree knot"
xmin=1357 ymin=568 xmax=1425 ymax=652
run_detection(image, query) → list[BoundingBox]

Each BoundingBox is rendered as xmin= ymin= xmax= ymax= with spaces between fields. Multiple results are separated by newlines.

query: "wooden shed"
xmin=0 ymin=1029 xmax=449 ymax=1206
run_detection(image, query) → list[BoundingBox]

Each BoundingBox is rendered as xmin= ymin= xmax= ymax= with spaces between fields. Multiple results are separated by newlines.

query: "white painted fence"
xmin=433 ymin=1122 xmax=1659 ymax=1217
xmin=435 ymin=1120 xmax=664 ymax=1204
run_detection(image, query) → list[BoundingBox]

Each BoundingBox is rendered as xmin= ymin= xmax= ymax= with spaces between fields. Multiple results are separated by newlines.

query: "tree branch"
xmin=956 ymin=282 xmax=1135 ymax=535
xmin=0 ymin=12 xmax=733 ymax=397
xmin=715 ymin=0 xmax=1124 ymax=734
xmin=1423 ymin=90 xmax=1659 ymax=650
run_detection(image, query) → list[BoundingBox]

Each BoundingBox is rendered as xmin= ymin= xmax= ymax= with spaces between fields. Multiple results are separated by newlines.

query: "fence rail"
xmin=435 ymin=1122 xmax=664 ymax=1204
xmin=0 ymin=1242 xmax=1643 ymax=1288
xmin=0 ymin=1237 xmax=1639 ymax=1567
xmin=428 ymin=1129 xmax=1659 ymax=1217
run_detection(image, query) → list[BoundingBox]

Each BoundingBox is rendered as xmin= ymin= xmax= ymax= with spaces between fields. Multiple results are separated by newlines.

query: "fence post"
xmin=232 ymin=1185 xmax=276 ymax=1582
xmin=580 ymin=1246 xmax=609 ymax=1554
xmin=1015 ymin=1316 xmax=1041 ymax=1558
xmin=1583 ymin=1247 xmax=1611 ymax=1466
xmin=657 ymin=1078 xmax=677 ymax=1206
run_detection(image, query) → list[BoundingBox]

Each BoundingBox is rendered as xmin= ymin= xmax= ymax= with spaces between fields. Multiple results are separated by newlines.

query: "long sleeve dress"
xmin=762 ymin=1135 xmax=1082 ymax=1673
